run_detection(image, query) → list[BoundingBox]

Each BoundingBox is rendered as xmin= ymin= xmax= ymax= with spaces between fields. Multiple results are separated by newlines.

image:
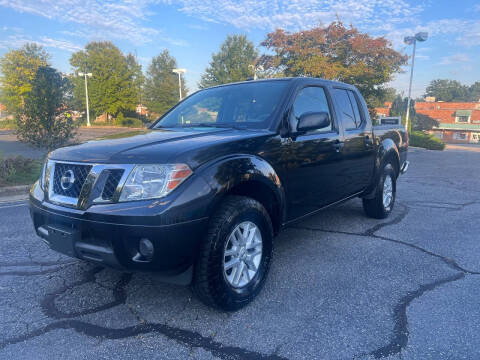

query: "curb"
xmin=0 ymin=184 xmax=31 ymax=200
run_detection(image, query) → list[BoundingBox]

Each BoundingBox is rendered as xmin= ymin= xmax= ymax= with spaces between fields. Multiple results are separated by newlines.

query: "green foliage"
xmin=259 ymin=22 xmax=407 ymax=112
xmin=0 ymin=43 xmax=49 ymax=115
xmin=70 ymin=41 xmax=141 ymax=121
xmin=425 ymin=79 xmax=470 ymax=102
xmin=17 ymin=66 xmax=79 ymax=150
xmin=143 ymin=50 xmax=186 ymax=115
xmin=0 ymin=119 xmax=17 ymax=130
xmin=114 ymin=117 xmax=144 ymax=128
xmin=199 ymin=35 xmax=258 ymax=88
xmin=0 ymin=155 xmax=43 ymax=187
xmin=409 ymin=131 xmax=445 ymax=151
xmin=413 ymin=113 xmax=439 ymax=131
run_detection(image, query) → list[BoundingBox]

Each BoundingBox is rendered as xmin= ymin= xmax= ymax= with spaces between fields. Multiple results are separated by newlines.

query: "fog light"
xmin=139 ymin=238 xmax=154 ymax=259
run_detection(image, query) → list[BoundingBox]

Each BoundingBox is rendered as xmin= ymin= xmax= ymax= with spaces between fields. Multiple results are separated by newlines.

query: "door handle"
xmin=333 ymin=140 xmax=344 ymax=152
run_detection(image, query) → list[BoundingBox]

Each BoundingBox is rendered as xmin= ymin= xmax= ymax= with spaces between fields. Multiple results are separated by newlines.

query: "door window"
xmin=291 ymin=87 xmax=332 ymax=132
xmin=333 ymin=88 xmax=363 ymax=130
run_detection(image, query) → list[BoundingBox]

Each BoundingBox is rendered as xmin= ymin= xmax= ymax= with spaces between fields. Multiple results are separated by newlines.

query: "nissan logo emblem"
xmin=60 ymin=169 xmax=75 ymax=191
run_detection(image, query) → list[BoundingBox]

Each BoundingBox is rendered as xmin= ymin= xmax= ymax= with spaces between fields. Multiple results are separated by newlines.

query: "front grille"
xmin=53 ymin=163 xmax=92 ymax=198
xmin=101 ymin=169 xmax=124 ymax=200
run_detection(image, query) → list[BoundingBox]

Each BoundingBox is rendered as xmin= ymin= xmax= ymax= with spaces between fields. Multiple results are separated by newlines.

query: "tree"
xmin=17 ymin=66 xmax=79 ymax=150
xmin=143 ymin=50 xmax=186 ymax=115
xmin=0 ymin=43 xmax=49 ymax=115
xmin=259 ymin=22 xmax=407 ymax=112
xmin=70 ymin=41 xmax=139 ymax=122
xmin=413 ymin=113 xmax=439 ymax=131
xmin=126 ymin=53 xmax=145 ymax=105
xmin=425 ymin=79 xmax=469 ymax=102
xmin=469 ymin=81 xmax=480 ymax=102
xmin=199 ymin=35 xmax=258 ymax=88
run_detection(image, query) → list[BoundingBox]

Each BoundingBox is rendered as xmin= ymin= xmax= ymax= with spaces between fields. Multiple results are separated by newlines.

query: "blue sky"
xmin=0 ymin=0 xmax=479 ymax=98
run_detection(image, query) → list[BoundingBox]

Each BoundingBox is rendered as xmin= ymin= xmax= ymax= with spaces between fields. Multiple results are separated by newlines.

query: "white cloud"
xmin=0 ymin=34 xmax=82 ymax=52
xmin=438 ymin=53 xmax=470 ymax=65
xmin=0 ymin=0 xmax=186 ymax=46
xmin=162 ymin=0 xmax=424 ymax=31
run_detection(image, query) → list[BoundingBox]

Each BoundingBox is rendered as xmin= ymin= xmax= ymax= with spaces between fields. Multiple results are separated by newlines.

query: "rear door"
xmin=282 ymin=85 xmax=345 ymax=221
xmin=331 ymin=88 xmax=375 ymax=197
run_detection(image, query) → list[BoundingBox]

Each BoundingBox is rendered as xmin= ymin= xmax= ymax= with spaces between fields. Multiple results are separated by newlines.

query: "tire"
xmin=362 ymin=163 xmax=396 ymax=219
xmin=193 ymin=195 xmax=273 ymax=311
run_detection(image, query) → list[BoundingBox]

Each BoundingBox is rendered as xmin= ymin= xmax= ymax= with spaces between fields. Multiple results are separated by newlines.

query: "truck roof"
xmin=204 ymin=77 xmax=357 ymax=91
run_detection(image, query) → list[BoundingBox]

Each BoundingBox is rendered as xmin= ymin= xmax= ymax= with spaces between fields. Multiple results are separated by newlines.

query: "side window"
xmin=291 ymin=87 xmax=332 ymax=132
xmin=332 ymin=88 xmax=357 ymax=130
xmin=347 ymin=90 xmax=363 ymax=127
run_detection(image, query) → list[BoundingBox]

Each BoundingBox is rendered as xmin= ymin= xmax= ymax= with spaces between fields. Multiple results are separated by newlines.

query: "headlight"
xmin=119 ymin=164 xmax=192 ymax=202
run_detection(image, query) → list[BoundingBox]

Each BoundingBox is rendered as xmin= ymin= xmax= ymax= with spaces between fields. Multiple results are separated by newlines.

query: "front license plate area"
xmin=46 ymin=225 xmax=79 ymax=257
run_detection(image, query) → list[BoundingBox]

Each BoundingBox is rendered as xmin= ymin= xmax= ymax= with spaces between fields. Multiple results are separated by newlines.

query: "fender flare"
xmin=198 ymin=154 xmax=286 ymax=227
xmin=363 ymin=139 xmax=400 ymax=199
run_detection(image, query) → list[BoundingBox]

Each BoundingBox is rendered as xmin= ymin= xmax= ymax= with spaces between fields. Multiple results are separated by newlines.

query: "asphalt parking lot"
xmin=1 ymin=146 xmax=479 ymax=360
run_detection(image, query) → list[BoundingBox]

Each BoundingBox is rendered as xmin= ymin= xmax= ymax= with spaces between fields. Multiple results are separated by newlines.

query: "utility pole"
xmin=78 ymin=71 xmax=93 ymax=126
xmin=404 ymin=32 xmax=428 ymax=132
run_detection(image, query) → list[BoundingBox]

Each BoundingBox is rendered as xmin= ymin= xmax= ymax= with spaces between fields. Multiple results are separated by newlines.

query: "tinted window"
xmin=154 ymin=81 xmax=288 ymax=129
xmin=347 ymin=90 xmax=362 ymax=127
xmin=333 ymin=88 xmax=357 ymax=130
xmin=291 ymin=87 xmax=332 ymax=132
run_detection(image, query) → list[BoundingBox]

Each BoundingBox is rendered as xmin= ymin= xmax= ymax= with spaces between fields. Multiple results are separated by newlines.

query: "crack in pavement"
xmin=291 ymin=202 xmax=480 ymax=358
xmin=1 ymin=264 xmax=287 ymax=360
xmin=367 ymin=273 xmax=465 ymax=359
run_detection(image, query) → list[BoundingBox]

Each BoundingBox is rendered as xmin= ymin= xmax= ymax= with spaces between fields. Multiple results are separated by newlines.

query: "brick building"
xmin=415 ymin=99 xmax=480 ymax=144
xmin=375 ymin=102 xmax=392 ymax=117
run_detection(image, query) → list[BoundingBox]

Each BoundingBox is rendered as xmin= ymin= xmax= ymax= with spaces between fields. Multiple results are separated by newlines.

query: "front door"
xmin=282 ymin=85 xmax=344 ymax=221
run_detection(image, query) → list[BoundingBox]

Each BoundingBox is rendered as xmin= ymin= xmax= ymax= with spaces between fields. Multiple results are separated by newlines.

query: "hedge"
xmin=409 ymin=131 xmax=445 ymax=150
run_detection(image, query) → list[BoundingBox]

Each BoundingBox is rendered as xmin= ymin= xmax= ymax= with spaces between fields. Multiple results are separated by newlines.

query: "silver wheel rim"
xmin=223 ymin=221 xmax=263 ymax=288
xmin=383 ymin=175 xmax=393 ymax=209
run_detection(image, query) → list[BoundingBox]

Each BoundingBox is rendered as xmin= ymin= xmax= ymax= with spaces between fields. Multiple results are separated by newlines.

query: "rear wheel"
xmin=362 ymin=163 xmax=396 ymax=219
xmin=193 ymin=196 xmax=273 ymax=311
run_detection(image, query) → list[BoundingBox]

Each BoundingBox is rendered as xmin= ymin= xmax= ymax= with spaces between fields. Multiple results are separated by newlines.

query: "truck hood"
xmin=49 ymin=127 xmax=273 ymax=168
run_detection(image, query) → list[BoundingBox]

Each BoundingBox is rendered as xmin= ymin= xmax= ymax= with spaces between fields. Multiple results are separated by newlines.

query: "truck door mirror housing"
xmin=297 ymin=112 xmax=330 ymax=132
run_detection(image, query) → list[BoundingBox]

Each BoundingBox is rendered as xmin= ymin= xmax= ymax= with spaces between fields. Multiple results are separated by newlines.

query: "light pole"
xmin=248 ymin=64 xmax=264 ymax=80
xmin=172 ymin=68 xmax=186 ymax=101
xmin=78 ymin=71 xmax=93 ymax=127
xmin=404 ymin=32 xmax=428 ymax=132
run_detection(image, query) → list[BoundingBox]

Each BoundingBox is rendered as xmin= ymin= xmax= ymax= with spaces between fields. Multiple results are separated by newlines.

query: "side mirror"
xmin=297 ymin=111 xmax=330 ymax=132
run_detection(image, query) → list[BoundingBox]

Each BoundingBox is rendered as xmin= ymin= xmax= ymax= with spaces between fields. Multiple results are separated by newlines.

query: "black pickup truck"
xmin=30 ymin=78 xmax=408 ymax=310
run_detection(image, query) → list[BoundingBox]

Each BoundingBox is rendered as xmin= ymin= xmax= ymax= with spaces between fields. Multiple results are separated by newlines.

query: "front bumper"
xmin=29 ymin=180 xmax=210 ymax=277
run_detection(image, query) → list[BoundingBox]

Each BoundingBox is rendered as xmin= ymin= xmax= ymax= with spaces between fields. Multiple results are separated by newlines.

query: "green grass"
xmin=0 ymin=119 xmax=17 ymax=130
xmin=0 ymin=156 xmax=43 ymax=187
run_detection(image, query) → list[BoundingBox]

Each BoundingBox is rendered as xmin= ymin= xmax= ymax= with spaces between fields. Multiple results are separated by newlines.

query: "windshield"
xmin=153 ymin=80 xmax=289 ymax=130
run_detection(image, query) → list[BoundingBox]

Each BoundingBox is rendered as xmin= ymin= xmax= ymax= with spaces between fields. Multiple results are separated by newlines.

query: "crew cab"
xmin=30 ymin=78 xmax=408 ymax=310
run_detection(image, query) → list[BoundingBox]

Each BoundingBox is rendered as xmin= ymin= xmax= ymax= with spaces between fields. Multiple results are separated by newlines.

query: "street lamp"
xmin=248 ymin=64 xmax=264 ymax=80
xmin=172 ymin=68 xmax=186 ymax=101
xmin=403 ymin=32 xmax=428 ymax=131
xmin=77 ymin=71 xmax=93 ymax=127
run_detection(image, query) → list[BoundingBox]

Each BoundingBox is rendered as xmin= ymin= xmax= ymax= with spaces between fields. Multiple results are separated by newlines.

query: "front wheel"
xmin=193 ymin=196 xmax=273 ymax=311
xmin=362 ymin=163 xmax=396 ymax=219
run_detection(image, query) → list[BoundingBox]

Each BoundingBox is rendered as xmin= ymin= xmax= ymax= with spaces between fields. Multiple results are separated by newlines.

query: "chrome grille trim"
xmin=46 ymin=160 xmax=134 ymax=209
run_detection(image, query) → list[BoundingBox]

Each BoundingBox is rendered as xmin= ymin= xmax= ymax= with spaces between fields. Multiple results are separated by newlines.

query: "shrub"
xmin=17 ymin=66 xmax=79 ymax=150
xmin=114 ymin=117 xmax=144 ymax=128
xmin=409 ymin=131 xmax=445 ymax=150
xmin=0 ymin=155 xmax=43 ymax=186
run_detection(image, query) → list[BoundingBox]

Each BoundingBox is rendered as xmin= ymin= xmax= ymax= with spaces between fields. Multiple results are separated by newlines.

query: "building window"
xmin=453 ymin=132 xmax=468 ymax=140
xmin=455 ymin=116 xmax=470 ymax=123
xmin=433 ymin=132 xmax=443 ymax=139
xmin=471 ymin=133 xmax=480 ymax=143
